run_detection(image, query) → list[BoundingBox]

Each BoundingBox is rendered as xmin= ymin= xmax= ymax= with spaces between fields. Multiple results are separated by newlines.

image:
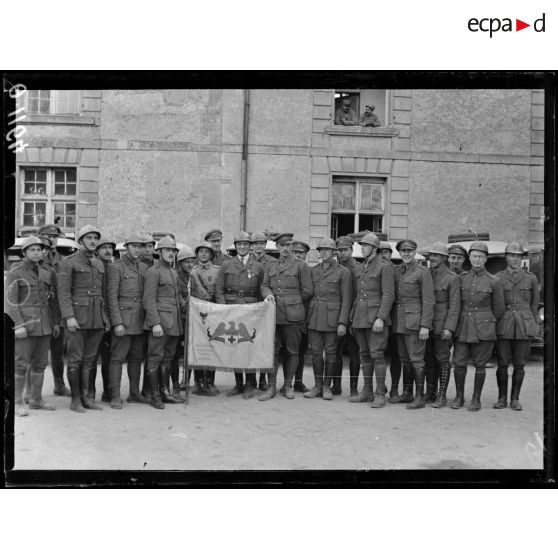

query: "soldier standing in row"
xmin=139 ymin=233 xmax=156 ymax=269
xmin=392 ymin=239 xmax=434 ymax=410
xmin=215 ymin=232 xmax=273 ymax=399
xmin=142 ymin=236 xmax=185 ymax=409
xmin=106 ymin=233 xmax=148 ymax=408
xmin=57 ymin=225 xmax=110 ymax=413
xmin=334 ymin=236 xmax=361 ymax=397
xmin=448 ymin=244 xmax=467 ymax=276
xmin=452 ymin=242 xmax=500 ymax=411
xmin=349 ymin=233 xmax=394 ymax=407
xmin=425 ymin=243 xmax=461 ymax=408
xmin=204 ymin=229 xmax=232 ymax=267
xmin=304 ymin=238 xmax=352 ymax=400
xmin=493 ymin=242 xmax=540 ymax=411
xmin=6 ymin=236 xmax=57 ymax=416
xmin=259 ymin=233 xmax=313 ymax=401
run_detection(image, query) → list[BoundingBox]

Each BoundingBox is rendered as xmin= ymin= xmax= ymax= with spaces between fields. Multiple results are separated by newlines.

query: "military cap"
xmin=156 ymin=235 xmax=178 ymax=251
xmin=379 ymin=241 xmax=392 ymax=252
xmin=97 ymin=236 xmax=116 ymax=250
xmin=140 ymin=232 xmax=155 ymax=245
xmin=195 ymin=241 xmax=215 ymax=256
xmin=316 ymin=237 xmax=336 ymax=250
xmin=365 ymin=105 xmax=375 ymax=111
xmin=38 ymin=224 xmax=62 ymax=236
xmin=360 ymin=233 xmax=381 ymax=248
xmin=250 ymin=232 xmax=268 ymax=243
xmin=505 ymin=241 xmax=525 ymax=255
xmin=21 ymin=235 xmax=43 ymax=253
xmin=336 ymin=236 xmax=354 ymax=249
xmin=396 ymin=239 xmax=418 ymax=251
xmin=234 ymin=232 xmax=252 ymax=244
xmin=38 ymin=235 xmax=52 ymax=249
xmin=427 ymin=242 xmax=449 ymax=256
xmin=177 ymin=245 xmax=196 ymax=262
xmin=273 ymin=232 xmax=294 ymax=245
xmin=468 ymin=241 xmax=489 ymax=255
xmin=77 ymin=224 xmax=101 ymax=243
xmin=292 ymin=240 xmax=311 ymax=252
xmin=124 ymin=233 xmax=146 ymax=245
xmin=204 ymin=229 xmax=223 ymax=242
xmin=447 ymin=244 xmax=467 ymax=258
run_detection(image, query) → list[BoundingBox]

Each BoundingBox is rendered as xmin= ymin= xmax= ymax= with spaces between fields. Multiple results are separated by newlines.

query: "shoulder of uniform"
xmin=447 ymin=269 xmax=458 ymax=277
xmin=486 ymin=272 xmax=497 ymax=280
xmin=524 ymin=270 xmax=536 ymax=277
xmin=211 ymin=264 xmax=220 ymax=269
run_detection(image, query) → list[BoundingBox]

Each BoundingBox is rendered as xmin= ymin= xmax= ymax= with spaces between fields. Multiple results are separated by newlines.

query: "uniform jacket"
xmin=189 ymin=262 xmax=220 ymax=302
xmin=350 ymin=254 xmax=395 ymax=329
xmin=106 ymin=253 xmax=148 ymax=335
xmin=40 ymin=259 xmax=62 ymax=326
xmin=307 ymin=260 xmax=352 ymax=331
xmin=393 ymin=260 xmax=434 ymax=334
xmin=46 ymin=247 xmax=64 ymax=271
xmin=142 ymin=260 xmax=184 ymax=336
xmin=455 ymin=268 xmax=500 ymax=343
xmin=430 ymin=264 xmax=461 ymax=335
xmin=251 ymin=251 xmax=276 ymax=271
xmin=339 ymin=257 xmax=361 ymax=279
xmin=215 ymin=254 xmax=272 ymax=304
xmin=211 ymin=249 xmax=232 ymax=268
xmin=57 ymin=248 xmax=109 ymax=330
xmin=493 ymin=268 xmax=540 ymax=339
xmin=267 ymin=254 xmax=313 ymax=325
xmin=5 ymin=259 xmax=54 ymax=336
xmin=139 ymin=255 xmax=156 ymax=269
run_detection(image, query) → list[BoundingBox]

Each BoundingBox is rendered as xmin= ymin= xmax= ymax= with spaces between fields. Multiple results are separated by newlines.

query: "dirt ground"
xmin=11 ymin=357 xmax=545 ymax=471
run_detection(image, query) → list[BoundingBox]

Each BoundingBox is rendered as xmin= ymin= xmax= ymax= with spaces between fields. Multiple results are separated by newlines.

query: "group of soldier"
xmin=5 ymin=223 xmax=540 ymax=418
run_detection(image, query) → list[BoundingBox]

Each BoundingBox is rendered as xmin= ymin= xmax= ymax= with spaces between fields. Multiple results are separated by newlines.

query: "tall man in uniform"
xmin=259 ymin=233 xmax=313 ymax=401
xmin=493 ymin=242 xmax=540 ymax=411
xmin=106 ymin=233 xmax=148 ymax=408
xmin=204 ymin=229 xmax=232 ymax=267
xmin=304 ymin=238 xmax=352 ymax=400
xmin=334 ymin=236 xmax=361 ymax=397
xmin=392 ymin=239 xmax=434 ymax=410
xmin=6 ymin=236 xmax=57 ymax=416
xmin=57 ymin=225 xmax=110 ymax=413
xmin=425 ymin=242 xmax=461 ymax=408
xmin=215 ymin=232 xmax=273 ymax=399
xmin=452 ymin=241 xmax=500 ymax=412
xmin=349 ymin=233 xmax=394 ymax=407
xmin=139 ymin=233 xmax=156 ymax=399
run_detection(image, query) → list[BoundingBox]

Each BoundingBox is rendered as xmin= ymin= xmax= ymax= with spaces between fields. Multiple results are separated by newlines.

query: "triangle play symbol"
xmin=516 ymin=19 xmax=530 ymax=31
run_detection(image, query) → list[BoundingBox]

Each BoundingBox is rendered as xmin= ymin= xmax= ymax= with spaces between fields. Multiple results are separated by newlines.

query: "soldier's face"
xmin=160 ymin=248 xmax=176 ymax=264
xmin=400 ymin=248 xmax=415 ymax=265
xmin=198 ymin=247 xmax=212 ymax=263
xmin=342 ymin=101 xmax=351 ymax=112
xmin=381 ymin=249 xmax=392 ymax=261
xmin=96 ymin=244 xmax=113 ymax=262
xmin=180 ymin=258 xmax=196 ymax=273
xmin=126 ymin=243 xmax=141 ymax=260
xmin=293 ymin=250 xmax=306 ymax=261
xmin=469 ymin=250 xmax=487 ymax=270
xmin=448 ymin=254 xmax=465 ymax=272
xmin=209 ymin=238 xmax=222 ymax=252
xmin=44 ymin=233 xmax=59 ymax=247
xmin=506 ymin=253 xmax=522 ymax=270
xmin=81 ymin=233 xmax=100 ymax=252
xmin=318 ymin=248 xmax=334 ymax=262
xmin=140 ymin=243 xmax=155 ymax=258
xmin=251 ymin=241 xmax=266 ymax=255
xmin=337 ymin=246 xmax=353 ymax=263
xmin=24 ymin=245 xmax=43 ymax=263
xmin=277 ymin=241 xmax=292 ymax=257
xmin=360 ymin=243 xmax=374 ymax=259
xmin=40 ymin=246 xmax=50 ymax=259
xmin=429 ymin=253 xmax=445 ymax=269
xmin=236 ymin=241 xmax=250 ymax=257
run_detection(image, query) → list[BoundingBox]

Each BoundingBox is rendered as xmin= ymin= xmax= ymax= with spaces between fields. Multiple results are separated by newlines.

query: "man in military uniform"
xmin=493 ymin=242 xmax=540 ymax=411
xmin=425 ymin=242 xmax=461 ymax=408
xmin=57 ymin=225 xmax=110 ymax=413
xmin=38 ymin=223 xmax=70 ymax=396
xmin=304 ymin=238 xmax=352 ymax=400
xmin=448 ymin=244 xmax=467 ymax=275
xmin=106 ymin=233 xmax=148 ymax=408
xmin=259 ymin=233 xmax=313 ymax=401
xmin=392 ymin=239 xmax=434 ymax=409
xmin=452 ymin=241 xmax=500 ymax=412
xmin=142 ymin=236 xmax=186 ymax=409
xmin=189 ymin=241 xmax=221 ymax=395
xmin=204 ymin=229 xmax=232 ymax=267
xmin=6 ymin=236 xmax=57 ymax=416
xmin=334 ymin=98 xmax=358 ymax=125
xmin=215 ymin=232 xmax=273 ymax=399
xmin=334 ymin=236 xmax=361 ymax=397
xmin=358 ymin=104 xmax=382 ymax=127
xmin=349 ymin=233 xmax=395 ymax=407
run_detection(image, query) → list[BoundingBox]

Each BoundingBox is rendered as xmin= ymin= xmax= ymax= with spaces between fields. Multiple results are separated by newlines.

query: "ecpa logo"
xmin=468 ymin=13 xmax=546 ymax=37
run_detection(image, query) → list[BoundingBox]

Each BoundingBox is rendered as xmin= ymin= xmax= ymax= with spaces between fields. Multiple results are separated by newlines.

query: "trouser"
xmin=308 ymin=329 xmax=338 ymax=370
xmin=294 ymin=332 xmax=308 ymax=383
xmin=15 ymin=336 xmax=51 ymax=372
xmin=275 ymin=324 xmax=303 ymax=386
xmin=65 ymin=328 xmax=105 ymax=369
xmin=354 ymin=327 xmax=389 ymax=393
xmin=397 ymin=332 xmax=427 ymax=368
xmin=109 ymin=332 xmax=146 ymax=401
xmin=50 ymin=328 xmax=65 ymax=383
xmin=496 ymin=339 xmax=530 ymax=369
xmin=453 ymin=340 xmax=495 ymax=369
xmin=425 ymin=333 xmax=452 ymax=395
xmin=90 ymin=330 xmax=111 ymax=395
xmin=335 ymin=329 xmax=360 ymax=387
xmin=146 ymin=333 xmax=179 ymax=369
xmin=385 ymin=332 xmax=401 ymax=391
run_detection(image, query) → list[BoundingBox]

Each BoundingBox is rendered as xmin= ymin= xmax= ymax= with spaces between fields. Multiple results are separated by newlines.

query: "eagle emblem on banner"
xmin=207 ymin=321 xmax=256 ymax=344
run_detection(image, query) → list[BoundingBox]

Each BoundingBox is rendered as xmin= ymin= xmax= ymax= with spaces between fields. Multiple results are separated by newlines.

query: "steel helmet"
xmin=234 ymin=232 xmax=252 ymax=244
xmin=427 ymin=242 xmax=449 ymax=256
xmin=141 ymin=232 xmax=155 ymax=245
xmin=468 ymin=241 xmax=489 ymax=255
xmin=21 ymin=235 xmax=44 ymax=253
xmin=124 ymin=233 xmax=146 ymax=246
xmin=156 ymin=235 xmax=178 ymax=251
xmin=77 ymin=225 xmax=101 ymax=243
xmin=359 ymin=232 xmax=380 ymax=248
xmin=250 ymin=232 xmax=268 ymax=243
xmin=38 ymin=235 xmax=52 ymax=249
xmin=195 ymin=241 xmax=215 ymax=256
xmin=316 ymin=237 xmax=336 ymax=250
xmin=505 ymin=241 xmax=525 ymax=255
xmin=177 ymin=245 xmax=196 ymax=262
xmin=96 ymin=236 xmax=116 ymax=250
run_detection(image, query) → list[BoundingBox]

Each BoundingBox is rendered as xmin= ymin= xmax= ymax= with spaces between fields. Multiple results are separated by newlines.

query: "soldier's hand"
xmin=14 ymin=326 xmax=27 ymax=339
xmin=52 ymin=325 xmax=61 ymax=338
xmin=114 ymin=325 xmax=126 ymax=337
xmin=372 ymin=318 xmax=384 ymax=333
xmin=419 ymin=327 xmax=429 ymax=341
xmin=265 ymin=295 xmax=275 ymax=304
xmin=441 ymin=329 xmax=452 ymax=341
xmin=337 ymin=324 xmax=347 ymax=337
xmin=153 ymin=324 xmax=164 ymax=338
xmin=66 ymin=317 xmax=79 ymax=333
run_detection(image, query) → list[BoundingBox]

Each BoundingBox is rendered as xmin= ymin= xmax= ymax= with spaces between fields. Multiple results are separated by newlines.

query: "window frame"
xmin=333 ymin=89 xmax=392 ymax=128
xmin=23 ymin=90 xmax=81 ymax=115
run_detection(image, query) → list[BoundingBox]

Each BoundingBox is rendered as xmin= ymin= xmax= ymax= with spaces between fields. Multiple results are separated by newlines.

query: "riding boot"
xmin=370 ymin=358 xmax=387 ymax=408
xmin=493 ymin=367 xmax=508 ymax=409
xmin=52 ymin=342 xmax=71 ymax=396
xmin=86 ymin=363 xmax=97 ymax=401
xmin=349 ymin=361 xmax=374 ymax=403
xmin=450 ymin=367 xmax=466 ymax=409
xmin=510 ymin=367 xmax=525 ymax=411
xmin=330 ymin=356 xmax=342 ymax=395
xmin=81 ymin=365 xmax=103 ymax=410
xmin=390 ymin=363 xmax=414 ymax=403
xmin=160 ymin=365 xmax=181 ymax=403
xmin=171 ymin=360 xmax=182 ymax=399
xmin=205 ymin=370 xmax=220 ymax=396
xmin=293 ymin=344 xmax=309 ymax=393
xmin=141 ymin=363 xmax=152 ymax=399
xmin=349 ymin=357 xmax=360 ymax=397
xmin=258 ymin=372 xmax=268 ymax=391
xmin=322 ymin=361 xmax=337 ymax=400
xmin=227 ymin=373 xmax=244 ymax=397
xmin=15 ymin=368 xmax=30 ymax=417
xmin=467 ymin=368 xmax=486 ymax=412
xmin=100 ymin=357 xmax=111 ymax=402
xmin=432 ymin=364 xmax=451 ymax=408
xmin=259 ymin=367 xmax=278 ymax=401
xmin=407 ymin=366 xmax=426 ymax=409
xmin=282 ymin=353 xmax=297 ymax=399
xmin=148 ymin=367 xmax=164 ymax=409
xmin=424 ymin=362 xmax=439 ymax=403
xmin=242 ymin=373 xmax=257 ymax=399
xmin=67 ymin=366 xmax=85 ymax=413
xmin=127 ymin=361 xmax=148 ymax=403
xmin=28 ymin=370 xmax=56 ymax=410
xmin=192 ymin=370 xmax=208 ymax=395
xmin=388 ymin=347 xmax=402 ymax=401
xmin=349 ymin=374 xmax=359 ymax=398
xmin=23 ymin=369 xmax=31 ymax=404
xmin=109 ymin=361 xmax=123 ymax=409
xmin=305 ymin=359 xmax=324 ymax=398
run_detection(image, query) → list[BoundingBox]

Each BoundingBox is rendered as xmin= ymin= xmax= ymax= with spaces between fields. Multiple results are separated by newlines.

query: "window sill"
xmin=24 ymin=115 xmax=96 ymax=126
xmin=325 ymin=125 xmax=399 ymax=137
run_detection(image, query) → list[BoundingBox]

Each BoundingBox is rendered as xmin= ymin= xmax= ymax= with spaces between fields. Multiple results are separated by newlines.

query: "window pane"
xmin=54 ymin=91 xmax=79 ymax=114
xmin=36 ymin=170 xmax=47 ymax=181
xmin=23 ymin=202 xmax=46 ymax=227
xmin=66 ymin=215 xmax=76 ymax=228
xmin=40 ymin=98 xmax=50 ymax=113
xmin=54 ymin=203 xmax=64 ymax=216
xmin=359 ymin=214 xmax=383 ymax=233
xmin=28 ymin=97 xmax=38 ymax=112
xmin=67 ymin=168 xmax=76 ymax=182
xmin=66 ymin=204 xmax=76 ymax=215
xmin=66 ymin=183 xmax=76 ymax=195
xmin=332 ymin=182 xmax=355 ymax=210
xmin=55 ymin=170 xmax=65 ymax=182
xmin=359 ymin=183 xmax=384 ymax=211
xmin=331 ymin=213 xmax=356 ymax=237
xmin=55 ymin=183 xmax=65 ymax=195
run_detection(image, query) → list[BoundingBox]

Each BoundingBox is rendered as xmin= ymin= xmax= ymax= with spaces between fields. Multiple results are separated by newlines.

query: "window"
xmin=331 ymin=178 xmax=385 ymax=238
xmin=24 ymin=90 xmax=80 ymax=115
xmin=334 ymin=89 xmax=388 ymax=127
xmin=20 ymin=168 xmax=77 ymax=231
